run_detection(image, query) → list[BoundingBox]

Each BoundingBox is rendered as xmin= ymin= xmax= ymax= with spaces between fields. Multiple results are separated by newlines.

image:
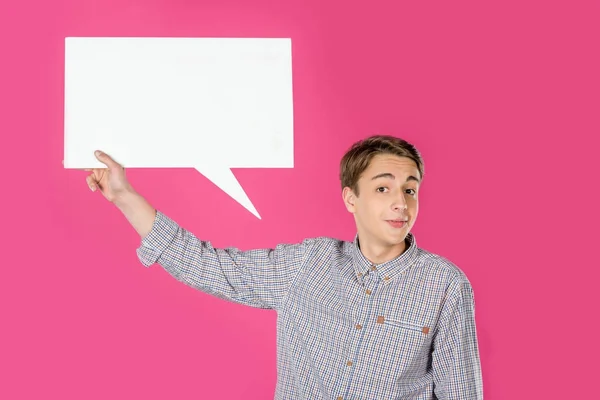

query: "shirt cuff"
xmin=136 ymin=210 xmax=180 ymax=267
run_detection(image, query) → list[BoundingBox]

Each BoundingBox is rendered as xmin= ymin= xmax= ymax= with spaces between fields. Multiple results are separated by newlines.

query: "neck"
xmin=357 ymin=236 xmax=408 ymax=265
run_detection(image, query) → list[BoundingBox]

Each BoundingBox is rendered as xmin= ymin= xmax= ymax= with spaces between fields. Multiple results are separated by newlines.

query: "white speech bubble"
xmin=63 ymin=37 xmax=295 ymax=219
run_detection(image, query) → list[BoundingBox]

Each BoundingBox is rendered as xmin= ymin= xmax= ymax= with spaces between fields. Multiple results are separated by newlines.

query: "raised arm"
xmin=137 ymin=210 xmax=307 ymax=310
xmin=87 ymin=150 xmax=307 ymax=310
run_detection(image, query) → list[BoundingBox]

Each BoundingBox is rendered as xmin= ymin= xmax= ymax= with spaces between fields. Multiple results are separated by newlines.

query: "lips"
xmin=386 ymin=219 xmax=408 ymax=228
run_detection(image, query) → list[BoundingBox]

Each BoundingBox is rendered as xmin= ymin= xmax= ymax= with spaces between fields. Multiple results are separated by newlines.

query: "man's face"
xmin=343 ymin=154 xmax=421 ymax=250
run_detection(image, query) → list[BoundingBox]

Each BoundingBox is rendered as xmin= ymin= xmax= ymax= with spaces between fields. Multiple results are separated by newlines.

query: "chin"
xmin=385 ymin=234 xmax=407 ymax=246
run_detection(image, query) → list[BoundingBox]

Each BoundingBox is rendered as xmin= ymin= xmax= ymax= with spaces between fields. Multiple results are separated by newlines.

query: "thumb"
xmin=94 ymin=150 xmax=120 ymax=169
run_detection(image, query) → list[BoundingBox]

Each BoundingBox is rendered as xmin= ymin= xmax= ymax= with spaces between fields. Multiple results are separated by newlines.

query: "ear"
xmin=342 ymin=187 xmax=357 ymax=213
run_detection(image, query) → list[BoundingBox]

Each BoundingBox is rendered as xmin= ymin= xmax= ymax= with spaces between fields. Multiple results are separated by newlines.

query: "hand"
xmin=86 ymin=151 xmax=133 ymax=203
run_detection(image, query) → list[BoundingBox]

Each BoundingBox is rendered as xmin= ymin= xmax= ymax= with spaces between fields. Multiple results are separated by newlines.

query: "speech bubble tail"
xmin=194 ymin=166 xmax=261 ymax=219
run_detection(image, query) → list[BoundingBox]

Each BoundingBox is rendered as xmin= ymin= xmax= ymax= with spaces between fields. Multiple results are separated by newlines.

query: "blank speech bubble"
xmin=63 ymin=37 xmax=295 ymax=219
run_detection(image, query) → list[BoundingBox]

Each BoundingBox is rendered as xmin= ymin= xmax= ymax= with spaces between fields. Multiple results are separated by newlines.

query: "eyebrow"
xmin=371 ymin=173 xmax=420 ymax=183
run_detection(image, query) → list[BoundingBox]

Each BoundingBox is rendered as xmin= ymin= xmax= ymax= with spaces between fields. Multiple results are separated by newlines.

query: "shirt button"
xmin=337 ymin=397 xmax=343 ymax=400
xmin=365 ymin=289 xmax=372 ymax=295
xmin=355 ymin=324 xmax=362 ymax=330
xmin=371 ymin=265 xmax=377 ymax=271
xmin=384 ymin=276 xmax=390 ymax=281
xmin=347 ymin=361 xmax=353 ymax=366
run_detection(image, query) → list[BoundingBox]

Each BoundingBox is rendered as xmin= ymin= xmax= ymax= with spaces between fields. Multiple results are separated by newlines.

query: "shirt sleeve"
xmin=136 ymin=210 xmax=308 ymax=311
xmin=431 ymin=278 xmax=484 ymax=399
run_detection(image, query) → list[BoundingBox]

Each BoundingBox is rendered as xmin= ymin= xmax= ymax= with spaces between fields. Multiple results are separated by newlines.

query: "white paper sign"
xmin=64 ymin=37 xmax=295 ymax=219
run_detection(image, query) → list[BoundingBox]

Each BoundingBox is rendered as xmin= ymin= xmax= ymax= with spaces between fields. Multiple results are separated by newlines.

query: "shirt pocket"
xmin=370 ymin=314 xmax=432 ymax=379
xmin=380 ymin=316 xmax=431 ymax=337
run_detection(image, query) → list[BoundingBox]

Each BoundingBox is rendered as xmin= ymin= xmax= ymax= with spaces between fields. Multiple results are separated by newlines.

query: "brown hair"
xmin=340 ymin=135 xmax=424 ymax=195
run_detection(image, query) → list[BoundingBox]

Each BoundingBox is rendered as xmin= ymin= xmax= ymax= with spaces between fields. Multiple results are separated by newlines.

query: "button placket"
xmin=364 ymin=271 xmax=377 ymax=296
xmin=349 ymin=272 xmax=373 ymax=348
xmin=340 ymin=270 xmax=380 ymax=397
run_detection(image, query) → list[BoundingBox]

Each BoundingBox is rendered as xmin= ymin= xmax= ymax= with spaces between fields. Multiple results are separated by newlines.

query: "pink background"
xmin=1 ymin=0 xmax=599 ymax=398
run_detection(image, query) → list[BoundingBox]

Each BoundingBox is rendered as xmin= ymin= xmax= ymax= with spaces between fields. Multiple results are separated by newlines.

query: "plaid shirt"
xmin=137 ymin=211 xmax=483 ymax=399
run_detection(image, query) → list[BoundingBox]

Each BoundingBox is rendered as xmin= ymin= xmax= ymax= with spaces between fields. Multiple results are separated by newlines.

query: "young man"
xmin=87 ymin=135 xmax=483 ymax=399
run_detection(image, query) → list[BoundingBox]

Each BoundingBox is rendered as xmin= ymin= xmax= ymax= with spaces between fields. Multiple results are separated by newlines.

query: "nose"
xmin=392 ymin=194 xmax=408 ymax=212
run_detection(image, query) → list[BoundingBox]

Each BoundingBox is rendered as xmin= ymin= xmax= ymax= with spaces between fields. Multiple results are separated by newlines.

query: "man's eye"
xmin=406 ymin=189 xmax=416 ymax=195
xmin=377 ymin=187 xmax=388 ymax=193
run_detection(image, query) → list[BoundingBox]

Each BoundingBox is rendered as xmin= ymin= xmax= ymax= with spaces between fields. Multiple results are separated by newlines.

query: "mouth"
xmin=386 ymin=219 xmax=408 ymax=229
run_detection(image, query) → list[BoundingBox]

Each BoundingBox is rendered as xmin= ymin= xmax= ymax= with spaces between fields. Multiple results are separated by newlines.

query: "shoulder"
xmin=413 ymin=247 xmax=473 ymax=289
xmin=413 ymin=248 xmax=478 ymax=314
xmin=298 ymin=236 xmax=353 ymax=250
xmin=286 ymin=236 xmax=354 ymax=257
